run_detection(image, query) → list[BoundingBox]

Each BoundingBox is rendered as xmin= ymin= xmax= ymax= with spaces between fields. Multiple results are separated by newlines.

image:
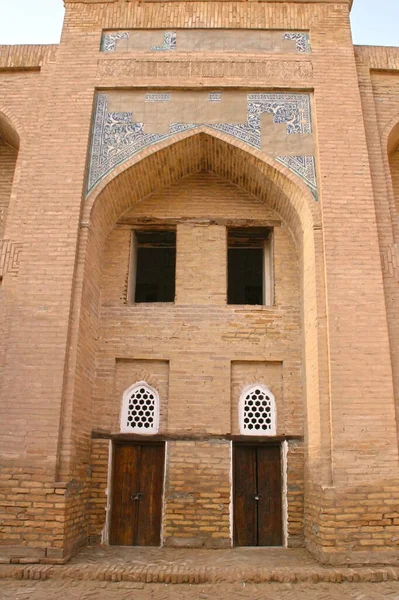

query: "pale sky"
xmin=0 ymin=0 xmax=397 ymax=47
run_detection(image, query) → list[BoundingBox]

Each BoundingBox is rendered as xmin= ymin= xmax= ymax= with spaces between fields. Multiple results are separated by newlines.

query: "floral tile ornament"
xmin=151 ymin=32 xmax=177 ymax=51
xmin=283 ymin=33 xmax=311 ymax=53
xmin=100 ymin=32 xmax=129 ymax=52
xmin=87 ymin=92 xmax=317 ymax=199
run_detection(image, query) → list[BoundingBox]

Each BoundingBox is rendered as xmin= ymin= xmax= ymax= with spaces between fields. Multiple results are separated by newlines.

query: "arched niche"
xmin=0 ymin=110 xmax=20 ymax=239
xmin=387 ymin=120 xmax=399 ymax=221
xmin=57 ymin=129 xmax=331 ymax=489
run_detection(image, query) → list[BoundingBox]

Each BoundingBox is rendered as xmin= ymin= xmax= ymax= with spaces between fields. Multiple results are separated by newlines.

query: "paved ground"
xmin=2 ymin=581 xmax=399 ymax=600
xmin=2 ymin=546 xmax=399 ymax=585
xmin=68 ymin=545 xmax=317 ymax=569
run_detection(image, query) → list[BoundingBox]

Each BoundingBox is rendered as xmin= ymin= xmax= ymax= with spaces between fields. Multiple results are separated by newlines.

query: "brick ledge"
xmin=1 ymin=561 xmax=399 ymax=584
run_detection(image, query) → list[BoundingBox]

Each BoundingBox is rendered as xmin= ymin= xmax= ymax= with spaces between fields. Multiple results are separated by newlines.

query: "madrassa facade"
xmin=0 ymin=0 xmax=399 ymax=565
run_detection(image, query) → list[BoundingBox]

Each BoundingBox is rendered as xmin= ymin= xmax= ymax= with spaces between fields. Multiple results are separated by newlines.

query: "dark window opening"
xmin=227 ymin=228 xmax=272 ymax=306
xmin=132 ymin=230 xmax=176 ymax=303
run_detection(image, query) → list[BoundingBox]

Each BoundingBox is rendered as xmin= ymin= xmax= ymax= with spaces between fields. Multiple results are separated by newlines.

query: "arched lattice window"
xmin=120 ymin=381 xmax=160 ymax=434
xmin=239 ymin=384 xmax=276 ymax=435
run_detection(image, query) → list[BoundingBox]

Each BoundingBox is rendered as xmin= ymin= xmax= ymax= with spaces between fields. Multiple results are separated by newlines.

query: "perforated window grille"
xmin=239 ymin=385 xmax=276 ymax=435
xmin=120 ymin=382 xmax=160 ymax=434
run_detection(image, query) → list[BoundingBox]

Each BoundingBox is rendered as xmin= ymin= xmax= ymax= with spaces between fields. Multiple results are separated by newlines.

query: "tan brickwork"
xmin=305 ymin=482 xmax=399 ymax=564
xmin=163 ymin=441 xmax=231 ymax=548
xmin=355 ymin=51 xmax=399 ymax=567
xmin=88 ymin=438 xmax=110 ymax=543
xmin=0 ymin=45 xmax=57 ymax=71
xmin=0 ymin=0 xmax=398 ymax=565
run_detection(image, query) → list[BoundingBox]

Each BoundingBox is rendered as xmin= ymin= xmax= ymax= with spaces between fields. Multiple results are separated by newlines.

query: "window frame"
xmin=238 ymin=383 xmax=277 ymax=436
xmin=227 ymin=227 xmax=274 ymax=307
xmin=127 ymin=228 xmax=176 ymax=304
xmin=120 ymin=381 xmax=160 ymax=434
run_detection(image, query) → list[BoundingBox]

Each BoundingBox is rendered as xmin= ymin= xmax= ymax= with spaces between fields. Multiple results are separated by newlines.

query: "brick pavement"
xmin=2 ymin=547 xmax=399 ymax=585
xmin=2 ymin=581 xmax=399 ymax=600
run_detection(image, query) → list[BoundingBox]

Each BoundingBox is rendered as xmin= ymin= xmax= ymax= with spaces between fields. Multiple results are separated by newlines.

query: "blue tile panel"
xmin=87 ymin=92 xmax=317 ymax=199
xmin=283 ymin=33 xmax=311 ymax=54
xmin=100 ymin=32 xmax=129 ymax=52
xmin=151 ymin=31 xmax=177 ymax=51
xmin=100 ymin=31 xmax=311 ymax=54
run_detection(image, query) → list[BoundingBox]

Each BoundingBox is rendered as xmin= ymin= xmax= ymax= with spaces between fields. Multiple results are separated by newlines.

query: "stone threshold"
xmin=1 ymin=563 xmax=399 ymax=584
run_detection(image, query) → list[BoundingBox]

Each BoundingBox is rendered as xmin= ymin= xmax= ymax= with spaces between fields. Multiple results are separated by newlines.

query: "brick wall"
xmin=305 ymin=482 xmax=399 ymax=564
xmin=287 ymin=441 xmax=304 ymax=547
xmin=163 ymin=441 xmax=231 ymax=548
xmin=0 ymin=466 xmax=67 ymax=557
xmin=95 ymin=172 xmax=302 ymax=438
xmin=356 ymin=58 xmax=399 ymax=567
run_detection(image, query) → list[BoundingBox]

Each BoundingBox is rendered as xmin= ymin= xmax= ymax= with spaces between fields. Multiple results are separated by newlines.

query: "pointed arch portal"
xmin=57 ymin=128 xmax=334 ymax=561
xmin=57 ymin=130 xmax=332 ymax=489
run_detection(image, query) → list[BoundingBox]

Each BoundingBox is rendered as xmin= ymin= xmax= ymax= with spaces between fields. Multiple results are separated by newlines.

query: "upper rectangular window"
xmin=129 ymin=230 xmax=176 ymax=303
xmin=227 ymin=228 xmax=273 ymax=306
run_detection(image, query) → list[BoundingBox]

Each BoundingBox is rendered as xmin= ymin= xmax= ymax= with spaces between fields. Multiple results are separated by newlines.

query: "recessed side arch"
xmin=0 ymin=108 xmax=22 ymax=240
xmin=384 ymin=114 xmax=399 ymax=156
xmin=0 ymin=108 xmax=22 ymax=151
xmin=382 ymin=115 xmax=399 ymax=242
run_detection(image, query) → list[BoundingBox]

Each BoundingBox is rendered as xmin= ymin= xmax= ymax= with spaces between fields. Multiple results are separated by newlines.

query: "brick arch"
xmin=0 ymin=108 xmax=21 ymax=150
xmin=85 ymin=127 xmax=320 ymax=249
xmin=0 ymin=108 xmax=21 ymax=239
xmin=384 ymin=114 xmax=399 ymax=155
xmin=382 ymin=116 xmax=399 ymax=241
xmin=58 ymin=129 xmax=331 ymax=492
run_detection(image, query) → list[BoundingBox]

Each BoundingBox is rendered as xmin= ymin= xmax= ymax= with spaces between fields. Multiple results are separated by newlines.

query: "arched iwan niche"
xmin=58 ymin=129 xmax=331 ymax=487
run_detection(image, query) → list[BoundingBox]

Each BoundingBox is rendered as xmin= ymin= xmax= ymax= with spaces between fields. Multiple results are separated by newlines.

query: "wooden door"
xmin=110 ymin=442 xmax=165 ymax=546
xmin=233 ymin=443 xmax=282 ymax=546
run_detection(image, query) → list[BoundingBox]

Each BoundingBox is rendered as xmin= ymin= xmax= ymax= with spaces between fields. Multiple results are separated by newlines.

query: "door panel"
xmin=110 ymin=442 xmax=164 ymax=546
xmin=234 ymin=445 xmax=257 ymax=546
xmin=234 ymin=443 xmax=282 ymax=546
xmin=257 ymin=444 xmax=283 ymax=546
xmin=110 ymin=444 xmax=140 ymax=546
xmin=135 ymin=443 xmax=165 ymax=546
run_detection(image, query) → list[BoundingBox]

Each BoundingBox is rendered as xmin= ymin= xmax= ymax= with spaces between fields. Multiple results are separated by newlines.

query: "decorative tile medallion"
xmin=101 ymin=32 xmax=129 ymax=52
xmin=87 ymin=92 xmax=317 ymax=199
xmin=145 ymin=93 xmax=171 ymax=102
xmin=151 ymin=31 xmax=177 ymax=51
xmin=283 ymin=33 xmax=311 ymax=54
xmin=209 ymin=93 xmax=222 ymax=102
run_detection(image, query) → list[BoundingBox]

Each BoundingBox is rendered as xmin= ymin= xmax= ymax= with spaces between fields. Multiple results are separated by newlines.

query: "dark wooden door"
xmin=110 ymin=442 xmax=165 ymax=546
xmin=234 ymin=443 xmax=282 ymax=546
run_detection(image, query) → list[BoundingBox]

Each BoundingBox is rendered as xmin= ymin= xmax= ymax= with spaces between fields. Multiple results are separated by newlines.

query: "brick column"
xmin=0 ymin=10 xmax=101 ymax=555
xmin=305 ymin=5 xmax=399 ymax=562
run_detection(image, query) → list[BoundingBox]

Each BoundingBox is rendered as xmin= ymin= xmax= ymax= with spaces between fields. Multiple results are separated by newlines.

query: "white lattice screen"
xmin=239 ymin=385 xmax=276 ymax=435
xmin=121 ymin=382 xmax=160 ymax=434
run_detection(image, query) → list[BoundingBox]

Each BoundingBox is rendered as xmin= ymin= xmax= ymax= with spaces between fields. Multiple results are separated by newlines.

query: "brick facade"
xmin=0 ymin=0 xmax=398 ymax=565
